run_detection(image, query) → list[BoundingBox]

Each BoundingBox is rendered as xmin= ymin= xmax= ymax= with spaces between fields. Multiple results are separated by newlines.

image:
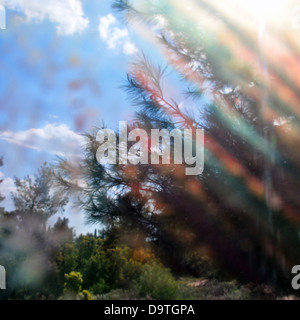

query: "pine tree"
xmin=55 ymin=0 xmax=300 ymax=287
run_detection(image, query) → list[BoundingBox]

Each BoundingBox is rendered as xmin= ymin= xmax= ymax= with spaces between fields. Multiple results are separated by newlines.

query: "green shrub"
xmin=78 ymin=290 xmax=93 ymax=300
xmin=64 ymin=271 xmax=83 ymax=294
xmin=89 ymin=279 xmax=109 ymax=295
xmin=137 ymin=263 xmax=179 ymax=300
xmin=63 ymin=271 xmax=83 ymax=299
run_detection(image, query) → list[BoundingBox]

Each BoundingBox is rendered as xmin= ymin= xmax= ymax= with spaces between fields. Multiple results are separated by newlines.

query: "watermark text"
xmin=96 ymin=121 xmax=204 ymax=176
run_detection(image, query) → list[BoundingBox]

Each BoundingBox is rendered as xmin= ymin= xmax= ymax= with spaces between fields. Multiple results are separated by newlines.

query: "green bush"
xmin=64 ymin=271 xmax=83 ymax=294
xmin=63 ymin=272 xmax=94 ymax=300
xmin=78 ymin=289 xmax=93 ymax=300
xmin=137 ymin=263 xmax=179 ymax=300
xmin=89 ymin=279 xmax=109 ymax=295
xmin=63 ymin=271 xmax=83 ymax=299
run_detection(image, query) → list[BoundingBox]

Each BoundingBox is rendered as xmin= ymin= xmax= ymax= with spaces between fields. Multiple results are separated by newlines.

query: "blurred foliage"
xmin=0 ymin=166 xmax=297 ymax=299
xmin=137 ymin=263 xmax=180 ymax=300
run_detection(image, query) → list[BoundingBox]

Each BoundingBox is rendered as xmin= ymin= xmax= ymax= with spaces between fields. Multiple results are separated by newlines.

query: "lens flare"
xmin=239 ymin=0 xmax=285 ymax=14
xmin=235 ymin=0 xmax=287 ymax=25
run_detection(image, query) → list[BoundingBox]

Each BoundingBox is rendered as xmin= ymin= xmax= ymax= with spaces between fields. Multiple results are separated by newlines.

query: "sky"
xmin=0 ymin=0 xmax=169 ymax=234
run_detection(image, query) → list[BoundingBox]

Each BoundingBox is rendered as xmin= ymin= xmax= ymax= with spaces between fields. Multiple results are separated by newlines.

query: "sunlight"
xmin=240 ymin=0 xmax=285 ymax=13
xmin=236 ymin=0 xmax=286 ymax=22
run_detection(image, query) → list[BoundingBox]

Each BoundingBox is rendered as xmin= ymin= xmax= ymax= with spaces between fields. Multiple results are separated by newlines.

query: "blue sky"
xmin=0 ymin=0 xmax=170 ymax=234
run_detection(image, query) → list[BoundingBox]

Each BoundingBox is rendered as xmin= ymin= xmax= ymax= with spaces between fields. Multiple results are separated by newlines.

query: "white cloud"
xmin=0 ymin=123 xmax=85 ymax=158
xmin=98 ymin=13 xmax=138 ymax=55
xmin=123 ymin=40 xmax=138 ymax=55
xmin=98 ymin=14 xmax=116 ymax=40
xmin=107 ymin=27 xmax=128 ymax=49
xmin=4 ymin=0 xmax=89 ymax=35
